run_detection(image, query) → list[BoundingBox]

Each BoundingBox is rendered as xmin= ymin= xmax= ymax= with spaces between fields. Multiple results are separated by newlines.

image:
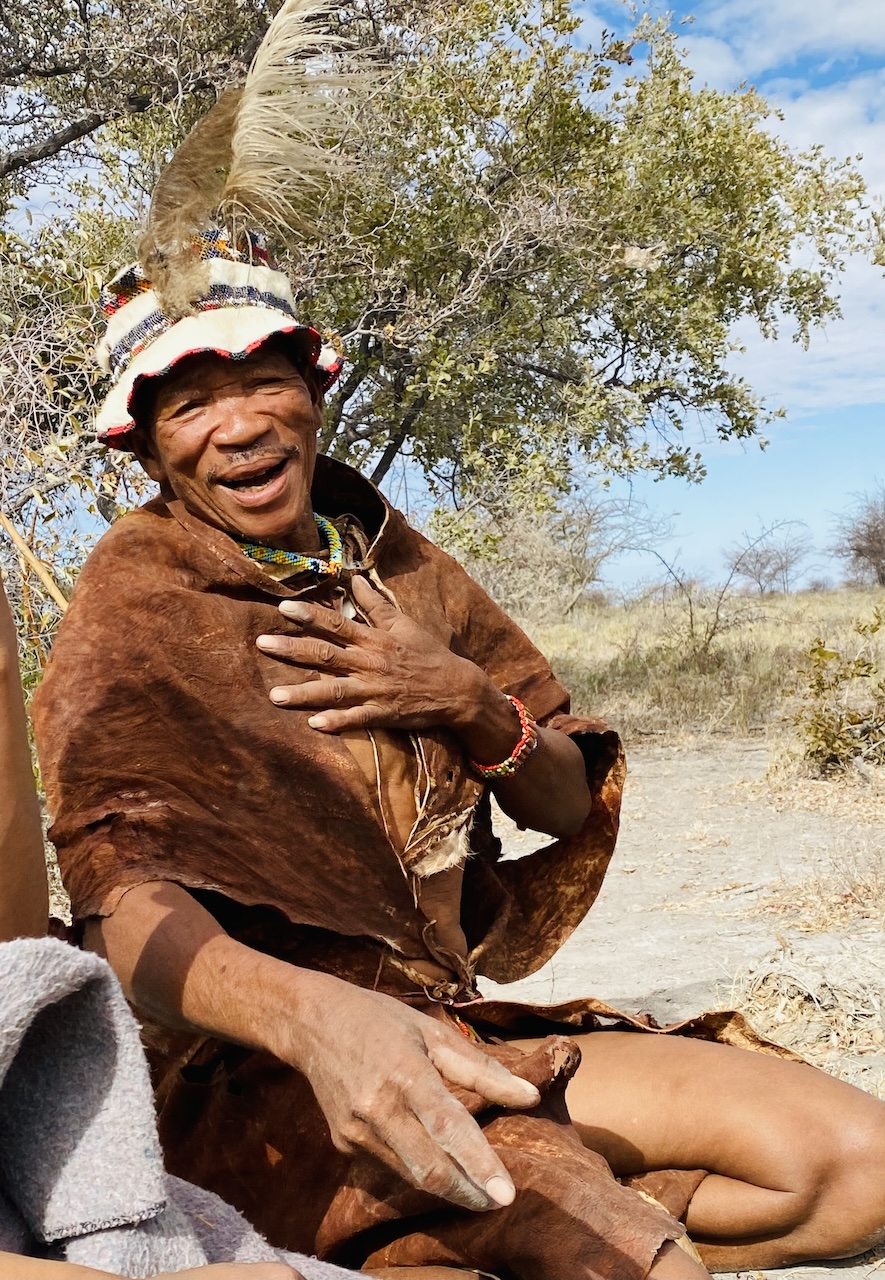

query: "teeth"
xmin=225 ymin=461 xmax=284 ymax=490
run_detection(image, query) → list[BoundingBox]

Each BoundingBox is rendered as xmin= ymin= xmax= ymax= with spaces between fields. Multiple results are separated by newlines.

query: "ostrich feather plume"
xmin=139 ymin=0 xmax=366 ymax=317
xmin=138 ymin=89 xmax=242 ymax=318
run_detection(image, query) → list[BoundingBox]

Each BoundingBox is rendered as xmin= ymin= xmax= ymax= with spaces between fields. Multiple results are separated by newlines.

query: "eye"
xmin=171 ymin=397 xmax=204 ymax=417
xmin=255 ymin=374 xmax=297 ymax=391
xmin=157 ymin=395 xmax=205 ymax=425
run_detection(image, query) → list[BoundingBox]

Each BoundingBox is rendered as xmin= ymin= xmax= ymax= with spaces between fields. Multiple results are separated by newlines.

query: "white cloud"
xmin=700 ymin=0 xmax=885 ymax=74
xmin=677 ymin=33 xmax=747 ymax=88
xmin=786 ymin=90 xmax=885 ymax=202
xmin=730 ymin=255 xmax=885 ymax=414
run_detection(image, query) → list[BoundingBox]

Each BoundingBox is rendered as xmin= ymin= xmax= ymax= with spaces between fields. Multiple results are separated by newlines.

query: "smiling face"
xmin=132 ymin=343 xmax=323 ymax=551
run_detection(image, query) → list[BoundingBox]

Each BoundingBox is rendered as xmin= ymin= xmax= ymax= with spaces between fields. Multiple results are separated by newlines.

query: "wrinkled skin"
xmin=95 ymin=880 xmax=541 ymax=1214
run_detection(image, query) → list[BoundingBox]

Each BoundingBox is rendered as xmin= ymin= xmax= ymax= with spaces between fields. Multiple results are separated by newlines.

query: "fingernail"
xmin=280 ymin=601 xmax=309 ymax=619
xmin=485 ymin=1175 xmax=515 ymax=1207
xmin=308 ymin=715 xmax=328 ymax=729
xmin=257 ymin=634 xmax=283 ymax=649
xmin=517 ymin=1080 xmax=540 ymax=1103
xmin=269 ymin=687 xmax=288 ymax=704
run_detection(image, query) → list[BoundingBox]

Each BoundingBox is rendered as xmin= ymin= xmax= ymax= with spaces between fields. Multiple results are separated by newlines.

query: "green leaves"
xmin=290 ymin=2 xmax=868 ymax=489
xmin=795 ymin=614 xmax=885 ymax=773
xmin=0 ymin=0 xmax=874 ymax=516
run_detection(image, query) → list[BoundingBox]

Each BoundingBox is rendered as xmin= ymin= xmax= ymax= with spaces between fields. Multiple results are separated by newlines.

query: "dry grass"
xmin=739 ymin=776 xmax=885 ymax=932
xmin=521 ymin=586 xmax=885 ymax=741
xmin=764 ymin=757 xmax=885 ymax=813
xmin=528 ymin=582 xmax=885 ymax=1100
xmin=725 ymin=943 xmax=885 ymax=1098
xmin=751 ymin=856 xmax=885 ymax=934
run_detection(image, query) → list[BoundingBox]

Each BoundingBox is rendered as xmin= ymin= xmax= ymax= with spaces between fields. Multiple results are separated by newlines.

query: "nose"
xmin=209 ymin=393 xmax=272 ymax=451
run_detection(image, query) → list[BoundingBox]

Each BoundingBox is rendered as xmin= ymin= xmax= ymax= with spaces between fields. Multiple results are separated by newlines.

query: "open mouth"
xmin=218 ymin=458 xmax=288 ymax=493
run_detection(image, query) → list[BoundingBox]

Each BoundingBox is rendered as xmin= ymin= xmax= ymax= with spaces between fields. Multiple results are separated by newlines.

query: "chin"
xmin=229 ymin=508 xmax=305 ymax=546
xmin=195 ymin=480 xmax=311 ymax=546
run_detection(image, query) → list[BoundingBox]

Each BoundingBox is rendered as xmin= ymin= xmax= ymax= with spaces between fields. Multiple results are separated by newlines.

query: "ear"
xmin=305 ymin=365 xmax=324 ymax=411
xmin=129 ymin=428 xmax=168 ymax=488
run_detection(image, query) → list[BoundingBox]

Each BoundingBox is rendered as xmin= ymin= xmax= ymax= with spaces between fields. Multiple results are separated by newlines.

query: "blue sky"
xmin=571 ymin=0 xmax=885 ymax=588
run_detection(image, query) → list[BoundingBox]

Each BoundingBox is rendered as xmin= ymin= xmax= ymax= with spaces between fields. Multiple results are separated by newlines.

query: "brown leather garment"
xmin=148 ymin=1020 xmax=687 ymax=1279
xmin=33 ymin=456 xmax=627 ymax=988
xmin=32 ymin=457 xmax=792 ymax=1279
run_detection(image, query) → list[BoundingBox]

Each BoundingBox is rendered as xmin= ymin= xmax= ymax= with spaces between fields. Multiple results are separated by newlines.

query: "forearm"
xmin=87 ymin=880 xmax=337 ymax=1068
xmin=448 ymin=668 xmax=591 ymax=837
xmin=0 ymin=623 xmax=48 ymax=941
xmin=490 ymin=725 xmax=591 ymax=835
xmin=0 ymin=1254 xmax=116 ymax=1279
xmin=86 ymin=880 xmax=539 ymax=1214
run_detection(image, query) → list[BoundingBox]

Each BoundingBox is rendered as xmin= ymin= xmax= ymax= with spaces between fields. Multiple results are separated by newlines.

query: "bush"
xmin=793 ymin=609 xmax=885 ymax=773
xmin=520 ymin=588 xmax=885 ymax=742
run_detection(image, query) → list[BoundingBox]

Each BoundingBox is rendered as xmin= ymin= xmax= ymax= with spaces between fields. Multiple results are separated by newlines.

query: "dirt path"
xmin=487 ymin=738 xmax=885 ymax=1279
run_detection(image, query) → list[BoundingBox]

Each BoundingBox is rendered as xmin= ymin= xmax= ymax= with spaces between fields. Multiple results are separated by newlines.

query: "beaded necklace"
xmin=238 ymin=512 xmax=343 ymax=577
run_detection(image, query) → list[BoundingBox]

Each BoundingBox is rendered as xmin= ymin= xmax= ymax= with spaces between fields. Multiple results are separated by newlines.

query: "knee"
xmin=799 ymin=1103 xmax=885 ymax=1257
xmin=827 ymin=1100 xmax=885 ymax=1186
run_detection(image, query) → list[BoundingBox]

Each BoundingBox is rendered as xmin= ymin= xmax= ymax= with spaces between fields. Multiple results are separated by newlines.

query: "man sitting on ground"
xmin=31 ymin=226 xmax=885 ymax=1280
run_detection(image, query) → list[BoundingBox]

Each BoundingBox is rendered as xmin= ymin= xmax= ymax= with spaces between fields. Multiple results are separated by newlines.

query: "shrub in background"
xmin=793 ymin=610 xmax=885 ymax=774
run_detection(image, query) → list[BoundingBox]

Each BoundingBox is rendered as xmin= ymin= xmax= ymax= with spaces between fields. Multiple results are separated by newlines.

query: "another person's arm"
xmin=87 ymin=880 xmax=539 ymax=1213
xmin=0 ymin=581 xmax=48 ymax=940
xmin=257 ymin=576 xmax=592 ymax=837
xmin=0 ymin=1258 xmax=302 ymax=1279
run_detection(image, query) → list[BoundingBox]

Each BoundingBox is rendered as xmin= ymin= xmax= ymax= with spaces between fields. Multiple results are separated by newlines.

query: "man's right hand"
xmin=93 ymin=882 xmax=539 ymax=1215
xmin=271 ymin=972 xmax=540 ymax=1211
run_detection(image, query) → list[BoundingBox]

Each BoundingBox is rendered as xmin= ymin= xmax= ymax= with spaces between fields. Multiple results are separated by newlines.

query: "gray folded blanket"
xmin=0 ymin=936 xmax=357 ymax=1278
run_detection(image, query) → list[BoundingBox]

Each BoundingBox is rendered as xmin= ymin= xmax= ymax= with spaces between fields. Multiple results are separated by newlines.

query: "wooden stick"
xmin=0 ymin=511 xmax=69 ymax=612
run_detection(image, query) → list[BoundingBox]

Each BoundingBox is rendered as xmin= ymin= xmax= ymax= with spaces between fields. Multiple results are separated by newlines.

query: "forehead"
xmin=154 ymin=347 xmax=301 ymax=401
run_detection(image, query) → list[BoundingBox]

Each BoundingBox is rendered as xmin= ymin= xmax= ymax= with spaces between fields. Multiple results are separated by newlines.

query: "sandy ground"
xmin=486 ymin=738 xmax=885 ymax=1279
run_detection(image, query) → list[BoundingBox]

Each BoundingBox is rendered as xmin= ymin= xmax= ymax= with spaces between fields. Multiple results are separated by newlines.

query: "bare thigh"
xmin=510 ymin=1029 xmax=885 ymax=1267
xmin=534 ymin=1030 xmax=879 ymax=1178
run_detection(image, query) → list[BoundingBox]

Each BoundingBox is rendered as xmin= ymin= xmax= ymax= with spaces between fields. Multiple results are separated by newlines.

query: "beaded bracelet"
xmin=469 ymin=695 xmax=539 ymax=780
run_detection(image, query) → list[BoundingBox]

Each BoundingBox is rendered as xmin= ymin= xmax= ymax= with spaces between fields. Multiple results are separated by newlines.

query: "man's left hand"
xmin=257 ymin=575 xmax=593 ymax=840
xmin=256 ymin=576 xmax=488 ymax=734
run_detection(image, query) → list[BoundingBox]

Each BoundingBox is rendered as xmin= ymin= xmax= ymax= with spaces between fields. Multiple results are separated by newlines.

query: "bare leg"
xmin=510 ymin=1031 xmax=885 ymax=1272
xmin=649 ymin=1241 xmax=711 ymax=1278
xmin=364 ymin=1248 xmax=711 ymax=1279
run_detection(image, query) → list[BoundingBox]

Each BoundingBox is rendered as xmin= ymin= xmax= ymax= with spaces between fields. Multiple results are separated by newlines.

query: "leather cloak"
xmin=33 ymin=457 xmax=786 ymax=1279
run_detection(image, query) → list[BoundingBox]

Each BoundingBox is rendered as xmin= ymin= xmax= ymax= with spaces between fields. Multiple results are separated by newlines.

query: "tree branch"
xmin=370 ymin=390 xmax=429 ymax=486
xmin=0 ymin=110 xmax=108 ymax=179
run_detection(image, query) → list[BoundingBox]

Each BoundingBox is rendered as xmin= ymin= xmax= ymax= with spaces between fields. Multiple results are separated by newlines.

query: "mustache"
xmin=207 ymin=444 xmax=300 ymax=486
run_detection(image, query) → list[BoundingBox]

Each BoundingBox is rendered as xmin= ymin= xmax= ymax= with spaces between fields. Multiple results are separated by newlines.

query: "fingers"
xmin=408 ymin=1082 xmax=518 ymax=1210
xmin=267 ymin=677 xmax=383 ymax=725
xmin=304 ymin=705 xmax=383 ymax=732
xmin=427 ymin=1036 xmax=540 ymax=1111
xmin=326 ymin=1069 xmax=497 ymax=1211
xmin=257 ymin=633 xmax=371 ymax=673
xmin=374 ymin=1099 xmax=503 ymax=1212
xmin=268 ymin=677 xmax=357 ymax=707
xmin=278 ymin=598 xmax=369 ymax=644
xmin=349 ymin=574 xmax=401 ymax=627
xmin=266 ymin=678 xmax=384 ymax=731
